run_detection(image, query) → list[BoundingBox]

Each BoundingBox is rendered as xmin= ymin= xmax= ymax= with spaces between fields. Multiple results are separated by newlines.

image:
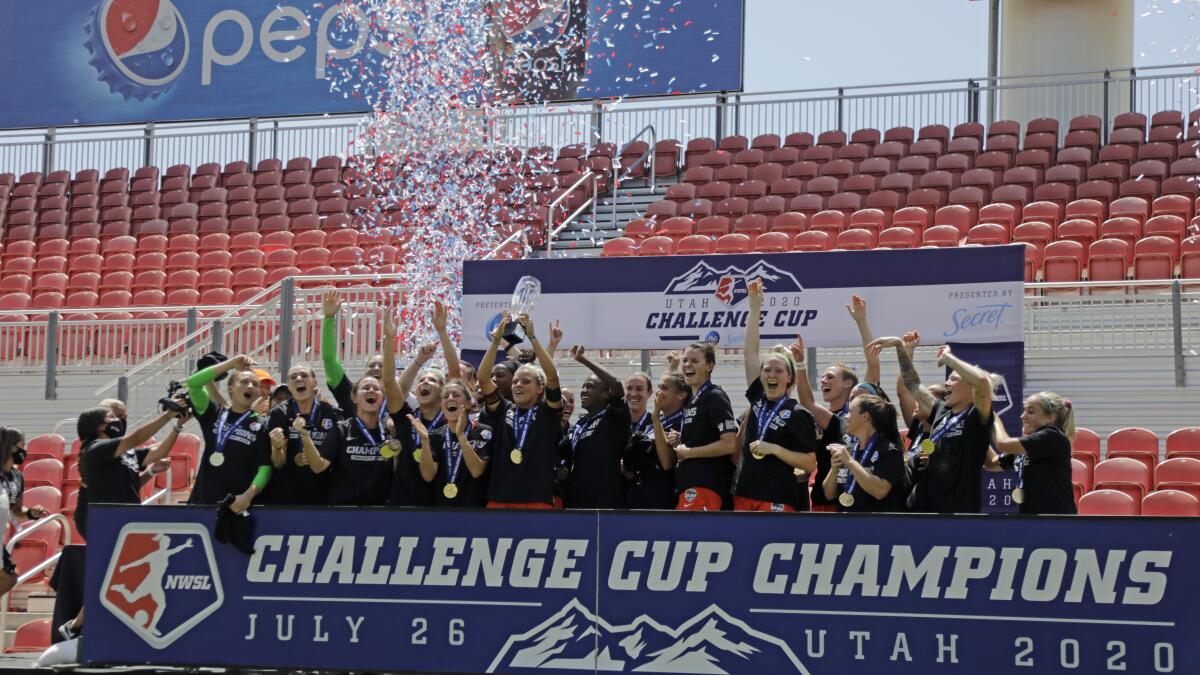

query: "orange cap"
xmin=251 ymin=368 xmax=276 ymax=387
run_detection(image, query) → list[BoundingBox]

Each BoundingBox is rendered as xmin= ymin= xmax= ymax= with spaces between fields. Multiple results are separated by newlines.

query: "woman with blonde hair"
xmin=991 ymin=392 xmax=1077 ymax=515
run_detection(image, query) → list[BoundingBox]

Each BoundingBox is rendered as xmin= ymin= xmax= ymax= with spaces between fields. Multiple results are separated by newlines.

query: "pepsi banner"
xmin=0 ymin=0 xmax=745 ymax=130
xmin=84 ymin=505 xmax=1197 ymax=674
xmin=462 ymin=246 xmax=1026 ymax=351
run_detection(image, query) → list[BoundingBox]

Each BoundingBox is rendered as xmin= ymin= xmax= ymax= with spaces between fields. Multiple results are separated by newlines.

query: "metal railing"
xmin=545 ymin=171 xmax=599 ymax=254
xmin=611 ymin=125 xmax=657 ymax=226
xmin=7 ymin=63 xmax=1200 ymax=178
xmin=1 ymin=513 xmax=73 ymax=633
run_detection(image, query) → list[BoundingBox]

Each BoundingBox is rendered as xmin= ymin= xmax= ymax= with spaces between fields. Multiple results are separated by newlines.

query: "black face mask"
xmin=11 ymin=449 xmax=26 ymax=465
xmin=105 ymin=421 xmax=126 ymax=439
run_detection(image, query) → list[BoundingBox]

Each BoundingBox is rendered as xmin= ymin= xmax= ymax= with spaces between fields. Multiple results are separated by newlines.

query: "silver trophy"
xmin=502 ymin=275 xmax=541 ymax=348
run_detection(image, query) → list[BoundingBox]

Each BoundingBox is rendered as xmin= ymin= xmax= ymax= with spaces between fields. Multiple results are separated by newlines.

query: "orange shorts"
xmin=733 ymin=496 xmax=796 ymax=513
xmin=552 ymin=496 xmax=564 ymax=509
xmin=809 ymin=503 xmax=837 ymax=513
xmin=676 ymin=487 xmax=723 ymax=512
xmin=487 ymin=501 xmax=555 ymax=510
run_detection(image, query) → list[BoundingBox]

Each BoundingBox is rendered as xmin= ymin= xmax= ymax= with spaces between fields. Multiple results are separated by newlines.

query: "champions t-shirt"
xmin=426 ymin=422 xmax=493 ymax=507
xmin=79 ymin=438 xmax=147 ymax=506
xmin=623 ymin=411 xmax=678 ymax=509
xmin=329 ymin=376 xmax=354 ymax=415
xmin=321 ymin=417 xmax=394 ymax=506
xmin=920 ymin=400 xmax=994 ymax=514
xmin=189 ymin=405 xmax=271 ymax=506
xmin=485 ymin=399 xmax=563 ymax=505
xmin=564 ymin=397 xmax=632 ymax=509
xmin=735 ymin=380 xmax=818 ymax=510
xmin=676 ymin=383 xmax=739 ymax=500
xmin=265 ymin=400 xmax=342 ymax=505
xmin=813 ymin=409 xmax=849 ymax=508
xmin=1005 ymin=425 xmax=1077 ymax=515
xmin=831 ymin=439 xmax=907 ymax=513
xmin=388 ymin=405 xmax=441 ymax=507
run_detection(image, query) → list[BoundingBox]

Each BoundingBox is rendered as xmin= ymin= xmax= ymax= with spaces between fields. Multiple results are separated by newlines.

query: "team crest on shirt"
xmin=249 ymin=422 xmax=262 ymax=432
xmin=322 ymin=418 xmax=333 ymax=430
xmin=664 ymin=260 xmax=803 ymax=308
xmin=684 ymin=488 xmax=698 ymax=504
xmin=481 ymin=428 xmax=493 ymax=441
xmin=778 ymin=409 xmax=791 ymax=419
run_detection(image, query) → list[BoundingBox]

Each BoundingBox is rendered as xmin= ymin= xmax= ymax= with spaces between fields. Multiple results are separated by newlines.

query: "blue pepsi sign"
xmin=85 ymin=505 xmax=1198 ymax=674
xmin=0 ymin=0 xmax=745 ymax=130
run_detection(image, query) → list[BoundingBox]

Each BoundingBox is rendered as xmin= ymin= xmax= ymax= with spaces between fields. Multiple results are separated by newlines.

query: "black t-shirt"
xmin=814 ymin=409 xmax=849 ymax=507
xmin=388 ymin=405 xmax=441 ymax=507
xmin=264 ymin=400 xmax=342 ymax=505
xmin=329 ymin=376 xmax=354 ymax=415
xmin=1005 ymin=425 xmax=1077 ymax=515
xmin=0 ymin=469 xmax=25 ymax=510
xmin=735 ymin=381 xmax=818 ymax=510
xmin=485 ymin=399 xmax=563 ymax=505
xmin=564 ymin=397 xmax=632 ymax=509
xmin=624 ymin=411 xmax=678 ymax=509
xmin=676 ymin=383 xmax=738 ymax=499
xmin=79 ymin=438 xmax=147 ymax=506
xmin=832 ymin=438 xmax=906 ymax=513
xmin=189 ymin=405 xmax=271 ymax=505
xmin=321 ymin=416 xmax=394 ymax=506
xmin=424 ymin=422 xmax=494 ymax=507
xmin=918 ymin=400 xmax=994 ymax=514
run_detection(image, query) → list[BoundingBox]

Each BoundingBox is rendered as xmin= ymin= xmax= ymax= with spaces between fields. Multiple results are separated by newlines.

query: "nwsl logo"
xmin=85 ymin=0 xmax=190 ymax=101
xmin=100 ymin=523 xmax=223 ymax=649
xmin=665 ymin=260 xmax=804 ymax=308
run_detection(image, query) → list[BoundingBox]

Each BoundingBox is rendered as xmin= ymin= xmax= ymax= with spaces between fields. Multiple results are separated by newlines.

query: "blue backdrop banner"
xmin=84 ymin=505 xmax=1196 ymax=674
xmin=0 ymin=0 xmax=744 ymax=129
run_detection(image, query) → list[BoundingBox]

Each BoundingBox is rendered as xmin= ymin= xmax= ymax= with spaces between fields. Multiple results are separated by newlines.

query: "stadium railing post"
xmin=968 ymin=80 xmax=980 ymax=123
xmin=44 ymin=311 xmax=58 ymax=401
xmin=1173 ymin=280 xmax=1185 ymax=388
xmin=143 ymin=121 xmax=155 ymax=168
xmin=118 ymin=375 xmax=129 ymax=404
xmin=42 ymin=127 xmax=55 ymax=175
xmin=715 ymin=92 xmax=727 ymax=138
xmin=836 ymin=88 xmax=844 ymax=132
xmin=211 ymin=319 xmax=224 ymax=355
xmin=278 ymin=277 xmax=296 ymax=377
xmin=1102 ymin=70 xmax=1111 ymax=144
xmin=185 ymin=307 xmax=198 ymax=354
xmin=248 ymin=117 xmax=259 ymax=165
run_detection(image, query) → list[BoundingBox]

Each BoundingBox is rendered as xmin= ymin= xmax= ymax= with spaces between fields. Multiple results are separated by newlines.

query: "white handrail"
xmin=611 ymin=125 xmax=658 ymax=226
xmin=0 ymin=513 xmax=74 ymax=635
xmin=484 ymin=228 xmax=529 ymax=260
xmin=544 ymin=171 xmax=599 ymax=255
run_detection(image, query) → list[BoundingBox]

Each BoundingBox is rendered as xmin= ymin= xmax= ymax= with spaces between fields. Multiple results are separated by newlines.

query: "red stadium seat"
xmin=1093 ymin=457 xmax=1152 ymax=502
xmin=1042 ymin=240 xmax=1085 ymax=289
xmin=878 ymin=227 xmax=919 ymax=249
xmin=932 ymin=205 xmax=973 ymax=237
xmin=21 ymin=458 xmax=63 ymax=489
xmin=891 ymin=206 xmax=930 ymax=234
xmin=809 ymin=210 xmax=845 ymax=238
xmin=1133 ymin=236 xmax=1178 ymax=285
xmin=921 ymin=225 xmax=960 ymax=248
xmin=791 ymin=230 xmax=833 ymax=252
xmin=675 ymin=235 xmax=714 ymax=256
xmin=1141 ymin=490 xmax=1200 ymax=516
xmin=1167 ymin=427 xmax=1200 ymax=460
xmin=1078 ymin=489 xmax=1139 ymax=516
xmin=835 ymin=228 xmax=876 ymax=250
xmin=1154 ymin=456 xmax=1200 ymax=493
xmin=695 ymin=216 xmax=732 ymax=238
xmin=714 ymin=233 xmax=752 ymax=254
xmin=1087 ymin=238 xmax=1132 ymax=288
xmin=24 ymin=434 xmax=65 ymax=463
xmin=769 ymin=212 xmax=806 ymax=235
xmin=636 ymin=236 xmax=673 ymax=256
xmin=5 ymin=619 xmax=52 ymax=653
xmin=602 ymin=238 xmax=636 ymax=257
xmin=966 ymin=223 xmax=1009 ymax=246
xmin=1071 ymin=457 xmax=1092 ymax=492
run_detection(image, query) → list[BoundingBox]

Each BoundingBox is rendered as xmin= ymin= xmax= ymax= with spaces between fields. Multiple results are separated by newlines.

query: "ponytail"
xmin=854 ymin=395 xmax=903 ymax=449
xmin=1033 ymin=391 xmax=1075 ymax=441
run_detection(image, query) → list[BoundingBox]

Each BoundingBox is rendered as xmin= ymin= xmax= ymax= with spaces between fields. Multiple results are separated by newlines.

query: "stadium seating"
xmin=1141 ymin=490 xmax=1200 ymax=516
xmin=1078 ymin=489 xmax=1140 ymax=515
xmin=3 ymin=619 xmax=51 ymax=653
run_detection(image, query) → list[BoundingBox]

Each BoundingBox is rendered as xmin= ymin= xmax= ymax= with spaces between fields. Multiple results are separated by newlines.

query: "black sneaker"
xmin=58 ymin=621 xmax=80 ymax=641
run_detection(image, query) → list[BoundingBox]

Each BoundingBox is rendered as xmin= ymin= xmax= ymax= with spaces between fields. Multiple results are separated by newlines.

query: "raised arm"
xmin=518 ymin=314 xmax=561 ymax=397
xmin=114 ymin=409 xmax=179 ymax=457
xmin=321 ymin=291 xmax=347 ymax=390
xmin=650 ymin=395 xmax=677 ymax=471
xmin=570 ymin=345 xmax=623 ymax=399
xmin=789 ymin=335 xmax=834 ymax=429
xmin=846 ymin=295 xmax=880 ymax=385
xmin=991 ymin=416 xmax=1025 ymax=456
xmin=937 ymin=345 xmax=992 ymax=420
xmin=894 ymin=331 xmax=923 ymax=423
xmin=411 ymin=415 xmax=436 ymax=482
xmin=546 ymin=319 xmax=564 ymax=359
xmin=457 ymin=415 xmax=487 ymax=478
xmin=381 ymin=311 xmax=408 ymax=413
xmin=870 ymin=337 xmax=936 ymax=414
xmin=186 ymin=354 xmax=251 ymax=416
xmin=478 ymin=311 xmax=509 ymax=412
xmin=743 ymin=280 xmax=763 ymax=386
xmin=432 ymin=301 xmax=462 ymax=381
xmin=397 ymin=342 xmax=437 ymax=403
xmin=296 ymin=417 xmax=330 ymax=474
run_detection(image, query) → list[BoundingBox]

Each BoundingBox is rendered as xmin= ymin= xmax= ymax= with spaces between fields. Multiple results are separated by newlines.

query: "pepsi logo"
xmin=100 ymin=523 xmax=223 ymax=649
xmin=86 ymin=0 xmax=190 ymax=101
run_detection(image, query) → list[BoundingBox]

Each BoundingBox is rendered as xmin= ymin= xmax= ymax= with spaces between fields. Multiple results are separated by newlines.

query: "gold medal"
xmin=751 ymin=450 xmax=765 ymax=460
xmin=209 ymin=453 xmax=225 ymax=467
xmin=412 ymin=448 xmax=422 ymax=462
xmin=380 ymin=441 xmax=399 ymax=459
xmin=839 ymin=492 xmax=855 ymax=508
xmin=511 ymin=448 xmax=524 ymax=464
xmin=1012 ymin=487 xmax=1025 ymax=504
xmin=920 ymin=439 xmax=936 ymax=455
xmin=443 ymin=483 xmax=459 ymax=499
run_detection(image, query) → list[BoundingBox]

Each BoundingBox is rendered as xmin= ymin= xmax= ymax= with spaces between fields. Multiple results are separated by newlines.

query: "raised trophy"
xmin=502 ymin=275 xmax=541 ymax=348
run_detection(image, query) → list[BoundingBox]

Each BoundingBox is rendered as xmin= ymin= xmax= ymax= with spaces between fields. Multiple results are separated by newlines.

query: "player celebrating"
xmin=265 ymin=364 xmax=342 ymax=505
xmin=823 ymin=395 xmax=906 ymax=512
xmin=562 ymin=345 xmax=631 ymax=509
xmin=991 ymin=392 xmax=1077 ymax=515
xmin=675 ymin=342 xmax=738 ymax=511
xmin=413 ymin=378 xmax=493 ymax=506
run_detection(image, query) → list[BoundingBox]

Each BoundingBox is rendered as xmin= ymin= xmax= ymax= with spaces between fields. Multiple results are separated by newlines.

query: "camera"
xmin=159 ymin=380 xmax=194 ymax=416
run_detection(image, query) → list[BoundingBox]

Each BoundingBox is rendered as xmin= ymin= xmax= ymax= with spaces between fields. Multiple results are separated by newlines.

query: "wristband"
xmin=482 ymin=390 xmax=502 ymax=406
xmin=544 ymin=387 xmax=562 ymax=403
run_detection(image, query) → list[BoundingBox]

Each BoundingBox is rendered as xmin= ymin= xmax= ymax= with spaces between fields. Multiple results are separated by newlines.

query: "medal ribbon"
xmin=512 ymin=406 xmax=536 ymax=450
xmin=444 ymin=429 xmax=464 ymax=488
xmin=633 ymin=411 xmax=651 ymax=435
xmin=754 ymin=396 xmax=790 ymax=441
xmin=929 ymin=406 xmax=973 ymax=445
xmin=843 ymin=434 xmax=879 ymax=499
xmin=291 ymin=400 xmax=322 ymax=429
xmin=570 ymin=409 xmax=607 ymax=450
xmin=1015 ymin=453 xmax=1026 ymax=489
xmin=658 ymin=409 xmax=685 ymax=431
xmin=681 ymin=381 xmax=713 ymax=433
xmin=414 ymin=411 xmax=445 ymax=447
xmin=215 ymin=408 xmax=254 ymax=457
xmin=355 ymin=416 xmax=384 ymax=448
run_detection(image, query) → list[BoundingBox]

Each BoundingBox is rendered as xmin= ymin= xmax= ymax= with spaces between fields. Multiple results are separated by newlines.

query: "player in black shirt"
xmin=991 ymin=392 xmax=1078 ymax=515
xmin=561 ymin=345 xmax=632 ymax=509
xmin=412 ymin=379 xmax=493 ymax=507
xmin=479 ymin=311 xmax=564 ymax=509
xmin=185 ymin=355 xmax=273 ymax=509
xmin=675 ymin=342 xmax=738 ymax=511
xmin=624 ymin=372 xmax=680 ymax=509
xmin=872 ymin=339 xmax=995 ymax=513
xmin=321 ymin=291 xmax=387 ymax=414
xmin=733 ymin=281 xmax=818 ymax=512
xmin=307 ymin=375 xmax=394 ymax=506
xmin=823 ymin=395 xmax=907 ymax=512
xmin=265 ymin=364 xmax=342 ymax=505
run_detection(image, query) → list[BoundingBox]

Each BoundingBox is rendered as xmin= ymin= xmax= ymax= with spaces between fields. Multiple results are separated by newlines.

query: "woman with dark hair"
xmin=265 ymin=363 xmax=342 ymax=506
xmin=413 ymin=378 xmax=493 ymax=507
xmin=0 ymin=427 xmax=51 ymax=599
xmin=675 ymin=341 xmax=738 ymax=511
xmin=185 ymin=355 xmax=273 ymax=510
xmin=623 ymin=372 xmax=677 ymax=509
xmin=303 ymin=374 xmax=395 ymax=506
xmin=561 ymin=345 xmax=631 ymax=509
xmin=478 ymin=311 xmax=564 ymax=509
xmin=822 ymin=395 xmax=906 ymax=512
xmin=321 ymin=291 xmax=387 ymax=413
xmin=733 ymin=281 xmax=819 ymax=512
xmin=991 ymin=392 xmax=1077 ymax=515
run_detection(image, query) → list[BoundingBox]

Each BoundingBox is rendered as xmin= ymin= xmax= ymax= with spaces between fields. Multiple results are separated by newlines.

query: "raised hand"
xmin=902 ymin=331 xmax=921 ymax=357
xmin=846 ymin=294 xmax=868 ymax=323
xmin=490 ymin=311 xmax=511 ymax=343
xmin=665 ymin=351 xmax=680 ymax=371
xmin=516 ymin=313 xmax=535 ymax=339
xmin=866 ymin=336 xmax=904 ymax=358
xmin=228 ymin=354 xmax=253 ymax=371
xmin=322 ymin=291 xmax=340 ymax=319
xmin=748 ymin=278 xmax=763 ymax=304
xmin=789 ymin=334 xmax=806 ymax=364
xmin=269 ymin=427 xmax=286 ymax=449
xmin=936 ymin=344 xmax=952 ymax=367
xmin=569 ymin=344 xmax=586 ymax=362
xmin=416 ymin=342 xmax=437 ymax=364
xmin=408 ymin=414 xmax=429 ymax=440
xmin=453 ymin=410 xmax=467 ymax=435
xmin=547 ymin=319 xmax=564 ymax=351
xmin=432 ymin=301 xmax=448 ymax=332
xmin=292 ymin=416 xmax=307 ymax=433
xmin=382 ymin=307 xmax=398 ymax=341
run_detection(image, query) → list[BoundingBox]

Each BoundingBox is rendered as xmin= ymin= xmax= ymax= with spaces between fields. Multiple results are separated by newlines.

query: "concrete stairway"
xmin=549 ymin=181 xmax=667 ymax=256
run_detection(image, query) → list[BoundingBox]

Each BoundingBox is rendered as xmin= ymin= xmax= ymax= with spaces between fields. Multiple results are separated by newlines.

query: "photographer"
xmin=1 ymin=427 xmax=50 ymax=600
xmin=185 ymin=355 xmax=272 ymax=510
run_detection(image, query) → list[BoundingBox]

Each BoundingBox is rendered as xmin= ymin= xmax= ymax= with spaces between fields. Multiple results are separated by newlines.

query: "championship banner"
xmin=462 ymin=246 xmax=1025 ymax=351
xmin=0 ymin=0 xmax=744 ymax=129
xmin=84 ymin=506 xmax=1196 ymax=674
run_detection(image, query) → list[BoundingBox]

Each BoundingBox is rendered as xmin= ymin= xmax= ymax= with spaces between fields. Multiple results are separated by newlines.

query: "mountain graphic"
xmin=487 ymin=599 xmax=809 ymax=674
xmin=664 ymin=260 xmax=803 ymax=295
